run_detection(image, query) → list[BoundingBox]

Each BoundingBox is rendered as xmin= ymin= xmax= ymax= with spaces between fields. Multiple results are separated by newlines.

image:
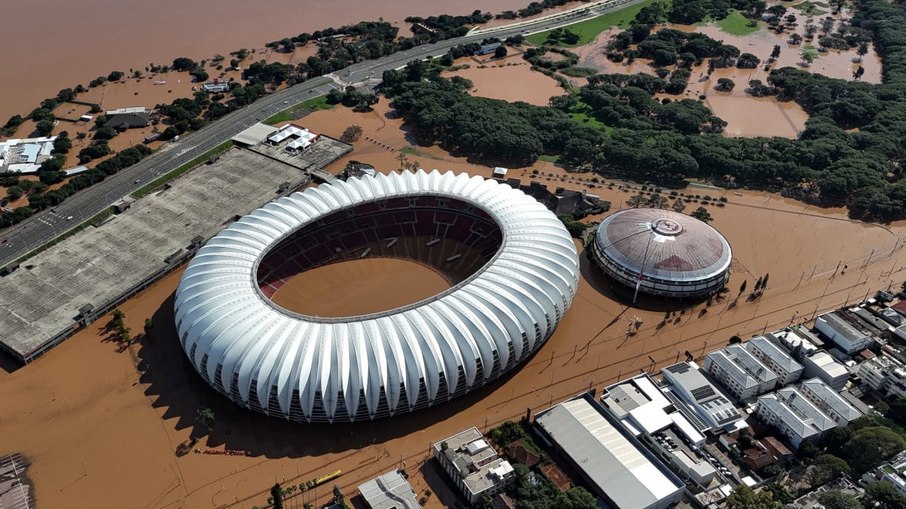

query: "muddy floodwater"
xmin=443 ymin=53 xmax=564 ymax=106
xmin=3 ymin=96 xmax=906 ymax=508
xmin=0 ymin=0 xmax=538 ymax=122
xmin=570 ymin=6 xmax=882 ymax=137
xmin=270 ymin=258 xmax=452 ymax=317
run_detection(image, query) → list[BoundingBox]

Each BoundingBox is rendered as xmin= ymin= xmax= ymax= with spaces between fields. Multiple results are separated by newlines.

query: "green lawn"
xmin=792 ymin=0 xmax=829 ymax=15
xmin=714 ymin=9 xmax=764 ymax=35
xmin=538 ymin=154 xmax=561 ymax=163
xmin=526 ymin=0 xmax=661 ymax=46
xmin=131 ymin=140 xmax=234 ymax=199
xmin=264 ymin=96 xmax=334 ymax=125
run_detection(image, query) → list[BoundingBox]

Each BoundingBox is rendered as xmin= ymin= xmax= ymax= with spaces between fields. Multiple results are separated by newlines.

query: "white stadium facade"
xmin=174 ymin=170 xmax=580 ymax=423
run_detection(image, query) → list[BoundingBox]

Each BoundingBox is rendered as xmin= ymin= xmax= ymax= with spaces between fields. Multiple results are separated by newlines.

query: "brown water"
xmin=270 ymin=257 xmax=452 ymax=317
xmin=0 ymin=0 xmax=535 ymax=122
xmin=567 ymin=7 xmax=883 ymax=137
xmin=442 ymin=54 xmax=564 ymax=106
xmin=3 ymin=101 xmax=906 ymax=507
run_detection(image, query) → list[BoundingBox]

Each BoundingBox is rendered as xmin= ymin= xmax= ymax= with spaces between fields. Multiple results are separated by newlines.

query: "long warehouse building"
xmin=534 ymin=394 xmax=685 ymax=509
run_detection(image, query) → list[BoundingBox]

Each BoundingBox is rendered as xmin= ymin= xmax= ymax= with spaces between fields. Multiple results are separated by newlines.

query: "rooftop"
xmin=105 ymin=106 xmax=150 ymax=115
xmin=662 ymin=362 xmax=743 ymax=428
xmin=434 ymin=427 xmax=513 ymax=497
xmin=805 ymin=351 xmax=850 ymax=378
xmin=358 ymin=470 xmax=420 ymax=509
xmin=535 ymin=395 xmax=683 ymax=509
xmin=799 ymin=378 xmax=862 ymax=423
xmin=747 ymin=335 xmax=804 ymax=374
xmin=773 ymin=386 xmax=837 ymax=432
xmin=817 ymin=312 xmax=869 ymax=342
xmin=707 ymin=344 xmax=778 ymax=388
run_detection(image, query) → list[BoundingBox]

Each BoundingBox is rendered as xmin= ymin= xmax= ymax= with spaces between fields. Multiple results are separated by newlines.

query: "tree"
xmin=864 ymin=481 xmax=906 ymax=509
xmin=672 ymin=197 xmax=686 ymax=212
xmin=143 ymin=318 xmax=154 ymax=336
xmin=628 ymin=194 xmax=647 ymax=208
xmin=93 ymin=126 xmax=118 ymax=141
xmin=771 ymin=45 xmax=782 ymax=59
xmin=716 ymin=78 xmax=736 ymax=91
xmin=738 ymin=279 xmax=747 ymax=295
xmin=800 ymin=45 xmax=819 ymax=65
xmin=647 ymin=193 xmax=669 ymax=208
xmin=726 ymin=485 xmax=779 ymax=509
xmin=36 ymin=119 xmax=55 ymax=136
xmin=172 ymin=57 xmax=197 ymax=71
xmin=196 ymin=407 xmax=215 ymax=434
xmin=837 ymin=426 xmax=906 ymax=474
xmin=858 ymin=41 xmax=869 ymax=62
xmin=270 ymin=483 xmax=284 ymax=509
xmin=6 ymin=186 xmax=24 ymax=200
xmin=494 ymin=45 xmax=508 ymax=58
xmin=762 ymin=483 xmax=794 ymax=504
xmin=809 ymin=454 xmax=851 ymax=485
xmin=53 ymin=133 xmax=72 ymax=154
xmin=691 ymin=206 xmax=713 ymax=222
xmin=107 ymin=70 xmax=124 ymax=82
xmin=817 ymin=490 xmax=861 ymax=509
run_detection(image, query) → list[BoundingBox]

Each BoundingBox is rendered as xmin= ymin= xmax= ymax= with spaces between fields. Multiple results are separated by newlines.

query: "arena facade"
xmin=174 ymin=170 xmax=580 ymax=423
xmin=589 ymin=208 xmax=731 ymax=299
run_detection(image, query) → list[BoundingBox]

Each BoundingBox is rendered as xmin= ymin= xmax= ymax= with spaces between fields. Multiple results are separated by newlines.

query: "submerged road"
xmin=0 ymin=0 xmax=643 ymax=267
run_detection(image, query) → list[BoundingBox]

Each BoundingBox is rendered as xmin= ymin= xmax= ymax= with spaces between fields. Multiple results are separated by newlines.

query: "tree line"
xmin=380 ymin=0 xmax=906 ymax=222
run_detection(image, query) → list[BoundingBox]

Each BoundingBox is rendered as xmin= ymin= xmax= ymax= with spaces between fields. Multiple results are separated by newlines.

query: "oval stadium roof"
xmin=174 ymin=170 xmax=580 ymax=423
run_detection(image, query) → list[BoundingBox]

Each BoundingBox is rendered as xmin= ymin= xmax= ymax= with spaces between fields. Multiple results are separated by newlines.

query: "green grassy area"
xmin=131 ymin=140 xmax=234 ymax=199
xmin=526 ymin=0 xmax=660 ymax=46
xmin=264 ymin=96 xmax=334 ymax=125
xmin=714 ymin=9 xmax=764 ymax=35
xmin=15 ymin=207 xmax=114 ymax=264
xmin=569 ymin=111 xmax=610 ymax=131
xmin=538 ymin=154 xmax=561 ymax=163
xmin=792 ymin=0 xmax=829 ymax=15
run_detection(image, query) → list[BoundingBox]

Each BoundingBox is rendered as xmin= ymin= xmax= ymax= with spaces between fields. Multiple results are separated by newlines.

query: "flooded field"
xmin=271 ymin=258 xmax=452 ymax=317
xmin=567 ymin=4 xmax=881 ymax=137
xmin=0 ymin=0 xmax=540 ymax=122
xmin=2 ymin=97 xmax=906 ymax=508
xmin=442 ymin=54 xmax=564 ymax=106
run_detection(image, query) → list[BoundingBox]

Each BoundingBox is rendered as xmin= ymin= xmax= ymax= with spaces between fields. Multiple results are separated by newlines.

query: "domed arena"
xmin=589 ymin=208 xmax=731 ymax=299
xmin=174 ymin=170 xmax=580 ymax=423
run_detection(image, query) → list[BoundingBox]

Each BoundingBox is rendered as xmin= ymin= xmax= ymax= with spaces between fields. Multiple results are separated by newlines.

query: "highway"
xmin=0 ymin=0 xmax=644 ymax=268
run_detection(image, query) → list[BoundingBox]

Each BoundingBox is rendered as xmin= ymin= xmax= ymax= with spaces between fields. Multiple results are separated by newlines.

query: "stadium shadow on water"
xmin=579 ymin=248 xmax=712 ymax=314
xmin=136 ymin=290 xmax=544 ymax=460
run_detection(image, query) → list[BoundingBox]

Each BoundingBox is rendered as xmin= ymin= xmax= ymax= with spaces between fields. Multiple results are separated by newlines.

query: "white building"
xmin=746 ymin=335 xmax=804 ymax=385
xmin=704 ymin=345 xmax=779 ymax=400
xmin=754 ymin=387 xmax=837 ymax=448
xmin=433 ymin=427 xmax=514 ymax=505
xmin=358 ymin=470 xmax=420 ymax=509
xmin=600 ymin=374 xmax=716 ymax=487
xmin=862 ymin=451 xmax=906 ymax=498
xmin=815 ymin=312 xmax=874 ymax=355
xmin=535 ymin=394 xmax=685 ymax=509
xmin=661 ymin=362 xmax=745 ymax=433
xmin=797 ymin=378 xmax=862 ymax=426
xmin=0 ymin=136 xmax=57 ymax=174
xmin=859 ymin=355 xmax=906 ymax=400
xmin=802 ymin=351 xmax=851 ymax=391
xmin=267 ymin=124 xmax=320 ymax=152
xmin=770 ymin=326 xmax=822 ymax=357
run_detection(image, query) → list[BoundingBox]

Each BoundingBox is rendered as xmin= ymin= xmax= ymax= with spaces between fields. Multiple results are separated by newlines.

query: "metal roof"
xmin=358 ymin=470 xmax=420 ymax=509
xmin=535 ymin=397 xmax=683 ymax=509
xmin=747 ymin=335 xmax=804 ymax=375
xmin=594 ymin=208 xmax=731 ymax=284
xmin=174 ymin=170 xmax=580 ymax=422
